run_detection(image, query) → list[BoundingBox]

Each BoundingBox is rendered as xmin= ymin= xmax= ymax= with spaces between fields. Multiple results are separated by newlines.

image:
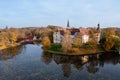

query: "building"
xmin=53 ymin=28 xmax=90 ymax=44
xmin=53 ymin=21 xmax=101 ymax=44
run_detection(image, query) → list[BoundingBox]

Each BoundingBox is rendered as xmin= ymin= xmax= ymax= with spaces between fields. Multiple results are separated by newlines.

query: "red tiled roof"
xmin=60 ymin=30 xmax=65 ymax=35
xmin=79 ymin=29 xmax=90 ymax=35
xmin=56 ymin=28 xmax=90 ymax=36
xmin=70 ymin=28 xmax=80 ymax=35
xmin=24 ymin=36 xmax=34 ymax=40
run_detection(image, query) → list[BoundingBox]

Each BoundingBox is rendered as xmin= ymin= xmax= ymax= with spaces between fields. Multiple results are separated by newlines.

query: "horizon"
xmin=0 ymin=0 xmax=120 ymax=28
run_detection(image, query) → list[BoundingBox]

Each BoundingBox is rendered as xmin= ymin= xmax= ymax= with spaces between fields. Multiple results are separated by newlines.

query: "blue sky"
xmin=0 ymin=0 xmax=120 ymax=28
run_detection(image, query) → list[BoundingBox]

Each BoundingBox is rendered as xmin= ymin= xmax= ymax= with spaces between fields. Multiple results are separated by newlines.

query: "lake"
xmin=0 ymin=44 xmax=120 ymax=80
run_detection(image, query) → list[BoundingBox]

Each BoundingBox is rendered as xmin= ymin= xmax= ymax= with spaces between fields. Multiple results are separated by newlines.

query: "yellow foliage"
xmin=68 ymin=48 xmax=79 ymax=53
xmin=73 ymin=37 xmax=82 ymax=48
xmin=87 ymin=40 xmax=97 ymax=45
xmin=9 ymin=32 xmax=17 ymax=44
xmin=42 ymin=37 xmax=51 ymax=49
xmin=62 ymin=31 xmax=72 ymax=52
xmin=0 ymin=32 xmax=9 ymax=46
xmin=105 ymin=28 xmax=115 ymax=37
xmin=103 ymin=38 xmax=114 ymax=51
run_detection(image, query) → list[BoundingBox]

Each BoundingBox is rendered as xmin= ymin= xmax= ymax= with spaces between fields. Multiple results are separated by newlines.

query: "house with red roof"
xmin=53 ymin=21 xmax=101 ymax=44
xmin=53 ymin=27 xmax=90 ymax=44
xmin=24 ymin=36 xmax=34 ymax=41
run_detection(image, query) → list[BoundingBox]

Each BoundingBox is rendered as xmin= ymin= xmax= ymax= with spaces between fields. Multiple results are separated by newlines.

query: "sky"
xmin=0 ymin=0 xmax=120 ymax=28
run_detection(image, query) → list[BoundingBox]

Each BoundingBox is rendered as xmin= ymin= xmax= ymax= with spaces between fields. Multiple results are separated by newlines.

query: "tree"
xmin=62 ymin=30 xmax=72 ymax=52
xmin=47 ymin=25 xmax=56 ymax=30
xmin=73 ymin=37 xmax=82 ymax=48
xmin=0 ymin=32 xmax=9 ymax=46
xmin=111 ymin=35 xmax=120 ymax=50
xmin=8 ymin=32 xmax=17 ymax=44
xmin=115 ymin=28 xmax=120 ymax=37
xmin=103 ymin=34 xmax=120 ymax=51
xmin=103 ymin=37 xmax=115 ymax=51
xmin=42 ymin=37 xmax=51 ymax=49
xmin=85 ymin=40 xmax=97 ymax=49
xmin=104 ymin=28 xmax=115 ymax=37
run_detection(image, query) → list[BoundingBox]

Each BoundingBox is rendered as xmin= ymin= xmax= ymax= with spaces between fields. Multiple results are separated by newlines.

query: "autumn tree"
xmin=73 ymin=37 xmax=82 ymax=48
xmin=103 ymin=28 xmax=115 ymax=37
xmin=111 ymin=35 xmax=120 ymax=50
xmin=103 ymin=37 xmax=115 ymax=51
xmin=62 ymin=30 xmax=72 ymax=52
xmin=85 ymin=39 xmax=97 ymax=49
xmin=34 ymin=27 xmax=53 ymax=42
xmin=102 ymin=28 xmax=120 ymax=51
xmin=0 ymin=32 xmax=10 ymax=46
xmin=8 ymin=32 xmax=17 ymax=44
xmin=116 ymin=28 xmax=120 ymax=37
xmin=42 ymin=37 xmax=51 ymax=49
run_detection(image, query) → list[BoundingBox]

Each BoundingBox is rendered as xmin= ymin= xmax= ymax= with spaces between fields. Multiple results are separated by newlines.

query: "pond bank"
xmin=45 ymin=50 xmax=105 ymax=56
xmin=0 ymin=43 xmax=21 ymax=50
xmin=0 ymin=40 xmax=41 ymax=50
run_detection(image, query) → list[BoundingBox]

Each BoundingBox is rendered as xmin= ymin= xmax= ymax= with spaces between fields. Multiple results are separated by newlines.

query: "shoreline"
xmin=45 ymin=49 xmax=119 ymax=56
xmin=45 ymin=50 xmax=105 ymax=56
xmin=0 ymin=43 xmax=21 ymax=50
xmin=0 ymin=40 xmax=41 ymax=50
xmin=1 ymin=43 xmax=119 ymax=56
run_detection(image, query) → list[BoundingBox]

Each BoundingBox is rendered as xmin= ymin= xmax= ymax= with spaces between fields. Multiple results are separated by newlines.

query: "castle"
xmin=53 ymin=20 xmax=101 ymax=44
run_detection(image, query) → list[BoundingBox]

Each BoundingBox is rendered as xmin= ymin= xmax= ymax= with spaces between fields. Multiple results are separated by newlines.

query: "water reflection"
xmin=41 ymin=52 xmax=52 ymax=65
xmin=42 ymin=52 xmax=120 ymax=77
xmin=0 ymin=42 xmax=41 ymax=61
xmin=0 ymin=45 xmax=25 ymax=60
xmin=0 ymin=44 xmax=120 ymax=79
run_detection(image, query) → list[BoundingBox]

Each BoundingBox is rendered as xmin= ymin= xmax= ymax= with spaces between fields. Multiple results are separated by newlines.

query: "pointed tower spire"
xmin=97 ymin=23 xmax=100 ymax=30
xmin=67 ymin=20 xmax=70 ymax=27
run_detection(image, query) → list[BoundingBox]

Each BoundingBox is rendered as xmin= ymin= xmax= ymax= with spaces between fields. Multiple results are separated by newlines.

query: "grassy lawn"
xmin=46 ymin=47 xmax=105 ymax=56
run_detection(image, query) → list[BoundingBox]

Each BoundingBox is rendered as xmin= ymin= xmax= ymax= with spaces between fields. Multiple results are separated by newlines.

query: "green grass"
xmin=45 ymin=48 xmax=105 ymax=56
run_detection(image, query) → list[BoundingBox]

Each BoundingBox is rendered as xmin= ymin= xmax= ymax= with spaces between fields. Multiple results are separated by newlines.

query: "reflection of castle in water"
xmin=42 ymin=52 xmax=120 ymax=77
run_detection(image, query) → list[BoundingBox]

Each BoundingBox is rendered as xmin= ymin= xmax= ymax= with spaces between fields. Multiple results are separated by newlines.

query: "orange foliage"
xmin=68 ymin=48 xmax=79 ymax=53
xmin=42 ymin=37 xmax=51 ymax=49
xmin=103 ymin=38 xmax=114 ymax=51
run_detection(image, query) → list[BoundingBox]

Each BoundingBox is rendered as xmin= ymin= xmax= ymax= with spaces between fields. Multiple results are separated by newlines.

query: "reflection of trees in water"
xmin=0 ymin=45 xmax=25 ymax=60
xmin=53 ymin=55 xmax=85 ymax=77
xmin=99 ymin=53 xmax=120 ymax=65
xmin=41 ymin=52 xmax=52 ymax=65
xmin=62 ymin=63 xmax=71 ymax=77
xmin=86 ymin=61 xmax=99 ymax=74
xmin=74 ymin=61 xmax=84 ymax=71
xmin=41 ymin=52 xmax=120 ymax=77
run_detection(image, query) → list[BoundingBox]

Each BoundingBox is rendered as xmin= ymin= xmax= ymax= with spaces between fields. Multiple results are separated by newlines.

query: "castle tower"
xmin=96 ymin=23 xmax=101 ymax=44
xmin=97 ymin=23 xmax=100 ymax=30
xmin=67 ymin=20 xmax=70 ymax=27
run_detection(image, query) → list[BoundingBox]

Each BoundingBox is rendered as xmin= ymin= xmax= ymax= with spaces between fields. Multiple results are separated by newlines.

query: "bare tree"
xmin=62 ymin=30 xmax=72 ymax=53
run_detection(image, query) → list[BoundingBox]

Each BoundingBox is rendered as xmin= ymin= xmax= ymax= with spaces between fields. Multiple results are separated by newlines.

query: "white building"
xmin=82 ymin=35 xmax=89 ymax=43
xmin=53 ymin=22 xmax=101 ymax=44
xmin=53 ymin=31 xmax=63 ymax=43
xmin=53 ymin=28 xmax=90 ymax=44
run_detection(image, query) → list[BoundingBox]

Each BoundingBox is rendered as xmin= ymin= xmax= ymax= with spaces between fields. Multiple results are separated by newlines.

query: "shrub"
xmin=86 ymin=40 xmax=97 ymax=45
xmin=42 ymin=37 xmax=51 ymax=49
xmin=72 ymin=37 xmax=82 ymax=48
xmin=50 ymin=43 xmax=62 ymax=51
xmin=83 ymin=40 xmax=97 ymax=49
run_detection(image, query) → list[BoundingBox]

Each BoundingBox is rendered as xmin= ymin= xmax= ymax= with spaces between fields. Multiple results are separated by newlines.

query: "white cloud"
xmin=0 ymin=0 xmax=120 ymax=28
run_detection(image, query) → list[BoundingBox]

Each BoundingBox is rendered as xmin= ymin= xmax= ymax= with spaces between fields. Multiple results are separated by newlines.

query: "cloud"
xmin=0 ymin=0 xmax=120 ymax=28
